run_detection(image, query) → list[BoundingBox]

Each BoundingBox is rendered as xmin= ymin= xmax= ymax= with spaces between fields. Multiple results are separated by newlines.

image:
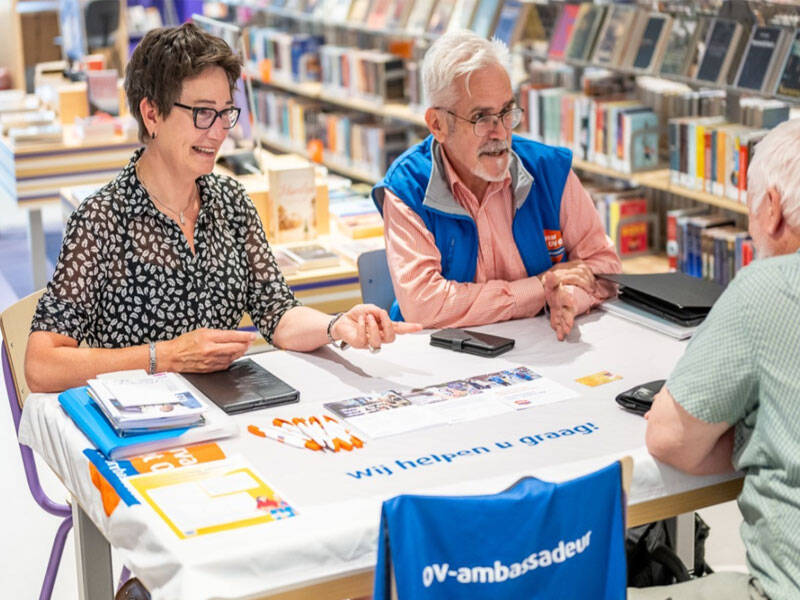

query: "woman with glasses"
xmin=25 ymin=23 xmax=419 ymax=393
xmin=372 ymin=30 xmax=621 ymax=341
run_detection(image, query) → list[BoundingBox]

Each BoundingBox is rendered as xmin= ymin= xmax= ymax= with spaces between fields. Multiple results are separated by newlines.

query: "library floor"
xmin=0 ymin=202 xmax=747 ymax=598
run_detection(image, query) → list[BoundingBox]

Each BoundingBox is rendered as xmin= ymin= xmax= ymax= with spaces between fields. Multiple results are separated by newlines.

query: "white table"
xmin=19 ymin=312 xmax=742 ymax=600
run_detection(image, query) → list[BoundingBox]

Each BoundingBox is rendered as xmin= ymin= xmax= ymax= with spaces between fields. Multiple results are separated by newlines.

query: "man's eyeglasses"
xmin=173 ymin=102 xmax=242 ymax=130
xmin=437 ymin=107 xmax=524 ymax=137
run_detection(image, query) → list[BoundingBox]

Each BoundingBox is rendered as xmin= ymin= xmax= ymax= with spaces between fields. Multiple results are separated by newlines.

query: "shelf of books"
xmin=202 ymin=0 xmax=800 ymax=290
xmin=230 ymin=0 xmax=798 ymax=208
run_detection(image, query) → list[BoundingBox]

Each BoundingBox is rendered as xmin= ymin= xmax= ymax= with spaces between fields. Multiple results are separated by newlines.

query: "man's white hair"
xmin=422 ymin=30 xmax=511 ymax=109
xmin=748 ymin=118 xmax=800 ymax=230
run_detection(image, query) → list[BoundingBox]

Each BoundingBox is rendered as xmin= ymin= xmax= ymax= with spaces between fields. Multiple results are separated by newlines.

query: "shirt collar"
xmin=423 ymin=139 xmax=534 ymax=215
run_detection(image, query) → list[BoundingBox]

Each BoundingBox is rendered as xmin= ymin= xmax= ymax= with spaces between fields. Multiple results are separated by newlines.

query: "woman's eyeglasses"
xmin=173 ymin=102 xmax=242 ymax=129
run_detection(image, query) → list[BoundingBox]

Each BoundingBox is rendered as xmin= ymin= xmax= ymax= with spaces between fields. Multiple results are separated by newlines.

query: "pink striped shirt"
xmin=382 ymin=148 xmax=621 ymax=328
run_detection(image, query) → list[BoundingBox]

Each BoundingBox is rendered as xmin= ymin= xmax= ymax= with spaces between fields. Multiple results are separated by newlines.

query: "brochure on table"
xmin=599 ymin=298 xmax=698 ymax=339
xmin=128 ymin=455 xmax=296 ymax=540
xmin=323 ymin=366 xmax=579 ymax=438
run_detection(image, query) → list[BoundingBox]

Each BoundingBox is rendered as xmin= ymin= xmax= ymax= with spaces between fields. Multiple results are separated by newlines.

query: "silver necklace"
xmin=135 ymin=162 xmax=196 ymax=226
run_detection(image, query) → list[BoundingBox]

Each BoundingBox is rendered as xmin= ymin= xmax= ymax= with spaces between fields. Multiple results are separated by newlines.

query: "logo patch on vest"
xmin=544 ymin=229 xmax=565 ymax=263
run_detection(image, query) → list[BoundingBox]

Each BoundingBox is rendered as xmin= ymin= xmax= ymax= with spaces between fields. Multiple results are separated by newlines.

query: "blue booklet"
xmin=59 ymin=386 xmax=194 ymax=460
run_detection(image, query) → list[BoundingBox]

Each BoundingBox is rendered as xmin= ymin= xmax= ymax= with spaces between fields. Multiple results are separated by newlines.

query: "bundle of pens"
xmin=247 ymin=415 xmax=364 ymax=452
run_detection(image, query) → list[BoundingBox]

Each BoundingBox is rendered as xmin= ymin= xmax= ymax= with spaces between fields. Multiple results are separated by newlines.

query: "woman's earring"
xmin=151 ymin=131 xmax=157 ymax=140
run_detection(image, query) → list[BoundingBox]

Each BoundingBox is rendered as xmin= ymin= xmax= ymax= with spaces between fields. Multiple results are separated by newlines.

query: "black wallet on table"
xmin=183 ymin=359 xmax=299 ymax=415
xmin=430 ymin=328 xmax=515 ymax=357
xmin=615 ymin=379 xmax=665 ymax=416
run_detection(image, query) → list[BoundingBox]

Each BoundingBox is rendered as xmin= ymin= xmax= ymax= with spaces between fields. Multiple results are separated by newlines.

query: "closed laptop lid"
xmin=597 ymin=272 xmax=723 ymax=310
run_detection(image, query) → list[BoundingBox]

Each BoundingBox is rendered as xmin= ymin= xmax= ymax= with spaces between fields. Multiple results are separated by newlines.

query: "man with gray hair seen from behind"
xmin=635 ymin=118 xmax=800 ymax=600
xmin=372 ymin=30 xmax=621 ymax=340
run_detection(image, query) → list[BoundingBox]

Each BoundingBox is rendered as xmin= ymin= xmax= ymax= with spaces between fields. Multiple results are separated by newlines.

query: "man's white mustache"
xmin=478 ymin=142 xmax=509 ymax=155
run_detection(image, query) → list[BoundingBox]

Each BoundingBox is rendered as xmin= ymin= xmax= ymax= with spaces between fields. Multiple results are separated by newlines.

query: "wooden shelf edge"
xmin=571 ymin=160 xmax=750 ymax=215
xmin=636 ymin=170 xmax=750 ymax=215
xmin=572 ymin=158 xmax=641 ymax=183
xmin=621 ymin=254 xmax=670 ymax=274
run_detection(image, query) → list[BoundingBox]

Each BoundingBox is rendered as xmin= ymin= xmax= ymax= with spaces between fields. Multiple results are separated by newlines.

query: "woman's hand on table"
xmin=160 ymin=328 xmax=257 ymax=372
xmin=331 ymin=304 xmax=422 ymax=351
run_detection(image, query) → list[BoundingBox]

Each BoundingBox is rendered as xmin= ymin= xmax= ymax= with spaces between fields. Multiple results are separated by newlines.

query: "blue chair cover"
xmin=374 ymin=461 xmax=626 ymax=600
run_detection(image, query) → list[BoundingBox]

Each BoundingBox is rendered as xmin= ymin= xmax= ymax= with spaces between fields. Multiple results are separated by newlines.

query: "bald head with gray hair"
xmin=747 ymin=118 xmax=800 ymax=230
xmin=422 ymin=30 xmax=511 ymax=109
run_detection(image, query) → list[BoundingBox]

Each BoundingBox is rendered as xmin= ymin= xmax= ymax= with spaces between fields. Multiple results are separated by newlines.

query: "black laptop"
xmin=597 ymin=273 xmax=723 ymax=327
xmin=183 ymin=359 xmax=299 ymax=414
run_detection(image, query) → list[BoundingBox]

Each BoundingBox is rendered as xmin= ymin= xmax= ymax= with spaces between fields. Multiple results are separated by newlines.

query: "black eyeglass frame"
xmin=435 ymin=106 xmax=525 ymax=137
xmin=173 ymin=102 xmax=242 ymax=130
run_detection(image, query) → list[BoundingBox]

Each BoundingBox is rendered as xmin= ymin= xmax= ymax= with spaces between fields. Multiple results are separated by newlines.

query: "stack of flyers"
xmin=88 ymin=370 xmax=206 ymax=434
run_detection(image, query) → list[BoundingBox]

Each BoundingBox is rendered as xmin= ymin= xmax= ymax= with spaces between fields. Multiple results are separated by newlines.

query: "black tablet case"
xmin=597 ymin=272 xmax=723 ymax=327
xmin=183 ymin=359 xmax=299 ymax=414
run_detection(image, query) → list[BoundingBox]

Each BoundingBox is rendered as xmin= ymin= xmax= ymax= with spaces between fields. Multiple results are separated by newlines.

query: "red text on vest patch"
xmin=544 ymin=229 xmax=565 ymax=263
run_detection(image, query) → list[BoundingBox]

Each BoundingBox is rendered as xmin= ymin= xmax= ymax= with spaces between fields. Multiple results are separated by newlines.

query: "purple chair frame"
xmin=2 ymin=344 xmax=73 ymax=600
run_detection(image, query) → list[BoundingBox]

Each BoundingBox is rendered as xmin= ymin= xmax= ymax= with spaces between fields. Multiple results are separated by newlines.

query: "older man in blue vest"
xmin=372 ymin=31 xmax=621 ymax=340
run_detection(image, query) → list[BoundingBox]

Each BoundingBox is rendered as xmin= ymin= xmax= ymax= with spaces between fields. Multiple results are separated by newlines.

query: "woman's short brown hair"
xmin=124 ymin=22 xmax=243 ymax=143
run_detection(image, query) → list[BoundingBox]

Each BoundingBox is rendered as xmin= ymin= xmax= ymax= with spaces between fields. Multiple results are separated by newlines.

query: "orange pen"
xmin=291 ymin=417 xmax=327 ymax=449
xmin=309 ymin=415 xmax=345 ymax=451
xmin=323 ymin=414 xmax=364 ymax=448
xmin=248 ymin=424 xmax=322 ymax=451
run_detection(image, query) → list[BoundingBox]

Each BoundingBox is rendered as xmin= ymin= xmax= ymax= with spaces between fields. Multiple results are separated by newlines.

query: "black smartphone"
xmin=430 ymin=328 xmax=515 ymax=357
xmin=615 ymin=379 xmax=665 ymax=416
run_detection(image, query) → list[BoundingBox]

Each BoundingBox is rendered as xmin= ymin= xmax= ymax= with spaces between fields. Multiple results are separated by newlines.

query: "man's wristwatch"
xmin=327 ymin=313 xmax=349 ymax=349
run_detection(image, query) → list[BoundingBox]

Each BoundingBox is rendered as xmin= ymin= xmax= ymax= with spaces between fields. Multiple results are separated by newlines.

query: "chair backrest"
xmin=357 ymin=248 xmax=395 ymax=311
xmin=84 ymin=0 xmax=120 ymax=48
xmin=374 ymin=457 xmax=633 ymax=600
xmin=0 ymin=289 xmax=45 ymax=412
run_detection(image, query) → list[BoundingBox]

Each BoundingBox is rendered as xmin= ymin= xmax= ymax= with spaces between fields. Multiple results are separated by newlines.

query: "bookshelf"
xmin=207 ymin=0 xmax=799 ymax=288
xmin=235 ymin=6 xmax=785 ymax=207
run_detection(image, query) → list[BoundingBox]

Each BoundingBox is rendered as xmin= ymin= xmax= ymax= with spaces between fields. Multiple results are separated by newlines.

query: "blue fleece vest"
xmin=372 ymin=135 xmax=573 ymax=320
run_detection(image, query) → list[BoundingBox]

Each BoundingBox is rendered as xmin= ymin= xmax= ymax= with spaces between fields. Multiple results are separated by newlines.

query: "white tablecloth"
xmin=19 ymin=312 xmax=739 ymax=599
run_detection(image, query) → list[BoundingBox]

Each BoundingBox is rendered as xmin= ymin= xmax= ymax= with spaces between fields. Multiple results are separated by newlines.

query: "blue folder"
xmin=58 ymin=386 xmax=192 ymax=460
